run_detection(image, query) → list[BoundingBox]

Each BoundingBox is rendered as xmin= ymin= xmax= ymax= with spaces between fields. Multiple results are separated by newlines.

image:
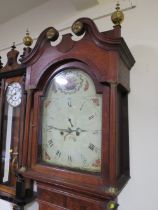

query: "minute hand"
xmin=47 ymin=126 xmax=88 ymax=133
xmin=75 ymin=128 xmax=87 ymax=133
xmin=47 ymin=125 xmax=71 ymax=133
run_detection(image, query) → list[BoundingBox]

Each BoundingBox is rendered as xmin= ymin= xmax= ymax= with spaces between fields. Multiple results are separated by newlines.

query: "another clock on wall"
xmin=19 ymin=7 xmax=135 ymax=210
xmin=0 ymin=42 xmax=35 ymax=210
xmin=0 ymin=45 xmax=26 ymax=194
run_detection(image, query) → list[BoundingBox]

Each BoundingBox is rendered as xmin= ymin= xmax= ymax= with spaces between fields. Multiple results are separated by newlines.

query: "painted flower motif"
xmin=92 ymin=159 xmax=101 ymax=168
xmin=44 ymin=151 xmax=51 ymax=160
xmin=92 ymin=97 xmax=99 ymax=106
xmin=55 ymin=71 xmax=83 ymax=94
xmin=44 ymin=100 xmax=51 ymax=108
xmin=84 ymin=80 xmax=89 ymax=91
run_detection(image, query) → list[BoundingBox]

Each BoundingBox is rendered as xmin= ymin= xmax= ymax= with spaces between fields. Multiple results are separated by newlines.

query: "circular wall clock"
xmin=6 ymin=82 xmax=22 ymax=107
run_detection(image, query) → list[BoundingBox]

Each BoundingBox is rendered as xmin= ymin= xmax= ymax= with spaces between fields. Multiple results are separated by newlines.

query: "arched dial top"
xmin=40 ymin=69 xmax=103 ymax=173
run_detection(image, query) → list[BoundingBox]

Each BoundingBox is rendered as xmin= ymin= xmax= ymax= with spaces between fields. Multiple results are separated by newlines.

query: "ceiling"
xmin=0 ymin=0 xmax=107 ymax=25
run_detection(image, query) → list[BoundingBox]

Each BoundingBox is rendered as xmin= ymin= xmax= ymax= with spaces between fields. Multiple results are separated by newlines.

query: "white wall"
xmin=0 ymin=0 xmax=158 ymax=209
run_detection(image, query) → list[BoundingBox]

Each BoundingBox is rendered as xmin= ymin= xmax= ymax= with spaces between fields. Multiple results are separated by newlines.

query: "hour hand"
xmin=47 ymin=125 xmax=68 ymax=132
xmin=75 ymin=127 xmax=88 ymax=136
xmin=76 ymin=127 xmax=87 ymax=133
xmin=7 ymin=92 xmax=16 ymax=100
xmin=68 ymin=118 xmax=74 ymax=127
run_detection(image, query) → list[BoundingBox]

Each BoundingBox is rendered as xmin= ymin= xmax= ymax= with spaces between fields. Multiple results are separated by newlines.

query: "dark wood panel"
xmin=67 ymin=197 xmax=106 ymax=210
xmin=39 ymin=200 xmax=69 ymax=210
xmin=38 ymin=185 xmax=66 ymax=207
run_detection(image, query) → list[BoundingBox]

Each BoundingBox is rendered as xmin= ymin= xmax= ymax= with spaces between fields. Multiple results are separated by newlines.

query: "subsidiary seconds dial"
xmin=6 ymin=82 xmax=22 ymax=107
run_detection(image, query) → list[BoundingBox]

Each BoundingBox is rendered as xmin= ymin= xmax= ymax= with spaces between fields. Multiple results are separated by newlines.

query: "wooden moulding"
xmin=21 ymin=18 xmax=135 ymax=91
xmin=1 ymin=46 xmax=23 ymax=73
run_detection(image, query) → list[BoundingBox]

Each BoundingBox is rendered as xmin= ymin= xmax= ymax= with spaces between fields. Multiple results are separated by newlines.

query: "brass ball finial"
xmin=111 ymin=1 xmax=124 ymax=26
xmin=72 ymin=21 xmax=85 ymax=36
xmin=107 ymin=201 xmax=118 ymax=210
xmin=46 ymin=28 xmax=59 ymax=41
xmin=23 ymin=29 xmax=33 ymax=47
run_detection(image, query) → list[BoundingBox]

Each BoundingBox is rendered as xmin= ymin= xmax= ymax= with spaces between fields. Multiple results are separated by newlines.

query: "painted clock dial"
xmin=6 ymin=82 xmax=22 ymax=107
xmin=40 ymin=69 xmax=103 ymax=173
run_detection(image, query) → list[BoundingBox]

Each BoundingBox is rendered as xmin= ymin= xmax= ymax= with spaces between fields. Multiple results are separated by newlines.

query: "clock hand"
xmin=7 ymin=92 xmax=17 ymax=100
xmin=47 ymin=125 xmax=70 ymax=132
xmin=7 ymin=95 xmax=13 ymax=101
xmin=71 ymin=128 xmax=101 ymax=136
xmin=75 ymin=127 xmax=88 ymax=136
xmin=68 ymin=118 xmax=74 ymax=127
xmin=80 ymin=101 xmax=86 ymax=111
xmin=63 ymin=127 xmax=87 ymax=140
xmin=69 ymin=128 xmax=101 ymax=134
xmin=47 ymin=125 xmax=74 ymax=134
xmin=76 ymin=128 xmax=87 ymax=132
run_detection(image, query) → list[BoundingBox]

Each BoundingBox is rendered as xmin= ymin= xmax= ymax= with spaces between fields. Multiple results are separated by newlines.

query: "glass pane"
xmin=40 ymin=69 xmax=103 ymax=173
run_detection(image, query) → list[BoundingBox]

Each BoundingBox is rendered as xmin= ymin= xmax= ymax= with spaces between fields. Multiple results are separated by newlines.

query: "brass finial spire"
xmin=11 ymin=42 xmax=16 ymax=50
xmin=23 ymin=29 xmax=33 ymax=47
xmin=111 ymin=1 xmax=124 ymax=26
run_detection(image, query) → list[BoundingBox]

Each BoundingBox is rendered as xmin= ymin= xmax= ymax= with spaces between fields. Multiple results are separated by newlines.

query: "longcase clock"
xmin=20 ymin=17 xmax=135 ymax=210
xmin=0 ymin=44 xmax=34 ymax=210
xmin=0 ymin=45 xmax=26 ymax=195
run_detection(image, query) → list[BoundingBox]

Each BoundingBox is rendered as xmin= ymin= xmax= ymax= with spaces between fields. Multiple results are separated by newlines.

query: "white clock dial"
xmin=41 ymin=69 xmax=102 ymax=173
xmin=6 ymin=82 xmax=22 ymax=107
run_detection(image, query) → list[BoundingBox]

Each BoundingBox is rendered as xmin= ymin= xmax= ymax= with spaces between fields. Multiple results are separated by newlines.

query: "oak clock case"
xmin=20 ymin=18 xmax=135 ymax=210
